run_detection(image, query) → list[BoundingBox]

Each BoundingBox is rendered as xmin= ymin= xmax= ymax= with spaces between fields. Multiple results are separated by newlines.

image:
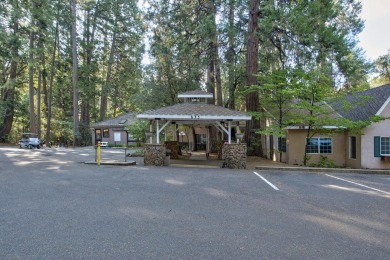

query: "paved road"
xmin=0 ymin=147 xmax=389 ymax=259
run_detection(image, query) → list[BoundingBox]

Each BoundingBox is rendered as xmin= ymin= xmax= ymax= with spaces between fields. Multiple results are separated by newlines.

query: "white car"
xmin=19 ymin=133 xmax=41 ymax=149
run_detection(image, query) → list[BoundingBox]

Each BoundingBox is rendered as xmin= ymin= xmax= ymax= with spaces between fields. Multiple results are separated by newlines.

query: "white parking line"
xmin=325 ymin=174 xmax=390 ymax=195
xmin=253 ymin=172 xmax=279 ymax=191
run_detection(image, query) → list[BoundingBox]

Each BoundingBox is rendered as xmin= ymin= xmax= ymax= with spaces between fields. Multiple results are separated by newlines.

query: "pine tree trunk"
xmin=244 ymin=0 xmax=261 ymax=156
xmin=100 ymin=29 xmax=116 ymax=121
xmin=29 ymin=30 xmax=36 ymax=134
xmin=72 ymin=0 xmax=79 ymax=146
xmin=206 ymin=50 xmax=215 ymax=104
xmin=46 ymin=21 xmax=58 ymax=147
xmin=227 ymin=0 xmax=235 ymax=109
xmin=37 ymin=31 xmax=45 ymax=139
xmin=79 ymin=1 xmax=100 ymax=145
xmin=211 ymin=8 xmax=222 ymax=107
xmin=37 ymin=67 xmax=41 ymax=138
xmin=214 ymin=40 xmax=223 ymax=107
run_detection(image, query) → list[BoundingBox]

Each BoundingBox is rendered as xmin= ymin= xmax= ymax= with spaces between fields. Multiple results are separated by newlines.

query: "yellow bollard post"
xmin=97 ymin=141 xmax=101 ymax=166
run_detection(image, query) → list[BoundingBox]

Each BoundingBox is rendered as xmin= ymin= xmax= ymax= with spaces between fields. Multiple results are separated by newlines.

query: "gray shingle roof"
xmin=329 ymin=84 xmax=390 ymax=121
xmin=137 ymin=103 xmax=251 ymax=121
xmin=91 ymin=112 xmax=137 ymax=128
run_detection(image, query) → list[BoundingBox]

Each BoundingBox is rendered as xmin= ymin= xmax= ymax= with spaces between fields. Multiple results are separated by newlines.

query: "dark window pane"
xmin=278 ymin=137 xmax=287 ymax=152
xmin=103 ymin=129 xmax=109 ymax=138
xmin=349 ymin=136 xmax=356 ymax=159
xmin=306 ymin=138 xmax=319 ymax=154
xmin=319 ymin=138 xmax=332 ymax=154
xmin=95 ymin=129 xmax=102 ymax=141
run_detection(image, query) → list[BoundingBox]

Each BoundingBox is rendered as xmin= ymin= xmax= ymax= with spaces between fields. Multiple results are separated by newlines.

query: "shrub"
xmin=128 ymin=149 xmax=144 ymax=157
xmin=309 ymin=156 xmax=338 ymax=168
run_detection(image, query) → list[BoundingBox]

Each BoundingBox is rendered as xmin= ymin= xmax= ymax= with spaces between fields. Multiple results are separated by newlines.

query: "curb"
xmin=84 ymin=160 xmax=136 ymax=166
xmin=255 ymin=166 xmax=390 ymax=175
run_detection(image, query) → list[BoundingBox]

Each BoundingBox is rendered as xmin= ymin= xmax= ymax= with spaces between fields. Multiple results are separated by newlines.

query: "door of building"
xmin=95 ymin=129 xmax=102 ymax=144
xmin=196 ymin=134 xmax=207 ymax=151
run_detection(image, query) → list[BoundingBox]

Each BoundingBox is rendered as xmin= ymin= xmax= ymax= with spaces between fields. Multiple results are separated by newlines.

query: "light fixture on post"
xmin=179 ymin=131 xmax=186 ymax=144
xmin=236 ymin=133 xmax=244 ymax=143
xmin=178 ymin=131 xmax=186 ymax=152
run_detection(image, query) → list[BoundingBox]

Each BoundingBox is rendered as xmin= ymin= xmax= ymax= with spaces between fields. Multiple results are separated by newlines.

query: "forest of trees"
xmin=1 ymin=0 xmax=389 ymax=149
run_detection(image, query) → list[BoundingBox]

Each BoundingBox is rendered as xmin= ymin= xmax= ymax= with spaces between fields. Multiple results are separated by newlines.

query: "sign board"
xmin=114 ymin=132 xmax=121 ymax=142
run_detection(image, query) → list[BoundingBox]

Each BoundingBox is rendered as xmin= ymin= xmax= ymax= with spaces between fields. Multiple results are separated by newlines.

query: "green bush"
xmin=127 ymin=149 xmax=144 ymax=157
xmin=309 ymin=156 xmax=338 ymax=168
xmin=125 ymin=119 xmax=149 ymax=146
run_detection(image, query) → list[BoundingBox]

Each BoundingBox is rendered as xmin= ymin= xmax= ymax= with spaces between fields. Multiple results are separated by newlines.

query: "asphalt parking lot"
xmin=0 ymin=146 xmax=389 ymax=259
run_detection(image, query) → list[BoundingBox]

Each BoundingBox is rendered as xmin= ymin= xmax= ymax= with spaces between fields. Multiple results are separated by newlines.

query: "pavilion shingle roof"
xmin=91 ymin=112 xmax=137 ymax=128
xmin=329 ymin=84 xmax=390 ymax=121
xmin=138 ymin=103 xmax=250 ymax=120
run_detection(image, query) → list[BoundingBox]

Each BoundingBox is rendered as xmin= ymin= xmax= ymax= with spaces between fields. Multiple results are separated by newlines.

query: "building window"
xmin=196 ymin=134 xmax=207 ymax=144
xmin=349 ymin=136 xmax=357 ymax=159
xmin=195 ymin=134 xmax=207 ymax=150
xmin=278 ymin=137 xmax=287 ymax=152
xmin=306 ymin=137 xmax=332 ymax=154
xmin=128 ymin=133 xmax=137 ymax=141
xmin=95 ymin=129 xmax=102 ymax=141
xmin=381 ymin=137 xmax=390 ymax=155
xmin=114 ymin=132 xmax=121 ymax=142
xmin=103 ymin=128 xmax=109 ymax=138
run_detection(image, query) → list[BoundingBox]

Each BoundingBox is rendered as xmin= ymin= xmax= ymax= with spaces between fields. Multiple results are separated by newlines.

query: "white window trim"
xmin=306 ymin=137 xmax=333 ymax=155
xmin=380 ymin=136 xmax=390 ymax=156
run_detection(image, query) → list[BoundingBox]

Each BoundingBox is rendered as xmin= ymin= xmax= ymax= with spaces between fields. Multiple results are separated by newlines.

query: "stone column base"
xmin=144 ymin=144 xmax=166 ymax=166
xmin=222 ymin=144 xmax=247 ymax=169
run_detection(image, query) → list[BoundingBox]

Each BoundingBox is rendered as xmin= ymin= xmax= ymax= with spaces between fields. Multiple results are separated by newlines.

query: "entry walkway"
xmin=171 ymin=151 xmax=219 ymax=168
xmin=170 ymin=152 xmax=290 ymax=169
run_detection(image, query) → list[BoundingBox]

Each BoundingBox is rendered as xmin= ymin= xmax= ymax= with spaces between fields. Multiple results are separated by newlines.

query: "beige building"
xmin=268 ymin=84 xmax=390 ymax=169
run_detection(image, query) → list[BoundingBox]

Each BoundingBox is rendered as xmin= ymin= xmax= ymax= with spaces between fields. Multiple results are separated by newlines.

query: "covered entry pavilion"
xmin=137 ymin=91 xmax=251 ymax=168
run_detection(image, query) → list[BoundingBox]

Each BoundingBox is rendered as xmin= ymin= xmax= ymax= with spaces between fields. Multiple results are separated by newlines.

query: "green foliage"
xmin=107 ymin=143 xmax=129 ymax=148
xmin=127 ymin=149 xmax=145 ymax=157
xmin=0 ymin=0 xmax=374 ymax=148
xmin=125 ymin=119 xmax=149 ymax=145
xmin=309 ymin=156 xmax=338 ymax=168
xmin=79 ymin=123 xmax=92 ymax=146
xmin=372 ymin=50 xmax=390 ymax=86
xmin=249 ymin=68 xmax=300 ymax=138
xmin=246 ymin=136 xmax=262 ymax=156
xmin=335 ymin=115 xmax=386 ymax=135
xmin=287 ymin=69 xmax=336 ymax=129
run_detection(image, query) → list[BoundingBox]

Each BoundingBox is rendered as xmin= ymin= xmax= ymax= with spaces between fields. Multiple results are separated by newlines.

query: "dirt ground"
xmin=181 ymin=151 xmax=289 ymax=170
xmin=245 ymin=156 xmax=289 ymax=169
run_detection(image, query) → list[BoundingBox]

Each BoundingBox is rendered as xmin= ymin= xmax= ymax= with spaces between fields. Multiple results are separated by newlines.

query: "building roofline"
xmin=177 ymin=93 xmax=213 ymax=98
xmin=137 ymin=114 xmax=251 ymax=121
xmin=285 ymin=126 xmax=346 ymax=130
xmin=376 ymin=95 xmax=390 ymax=115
